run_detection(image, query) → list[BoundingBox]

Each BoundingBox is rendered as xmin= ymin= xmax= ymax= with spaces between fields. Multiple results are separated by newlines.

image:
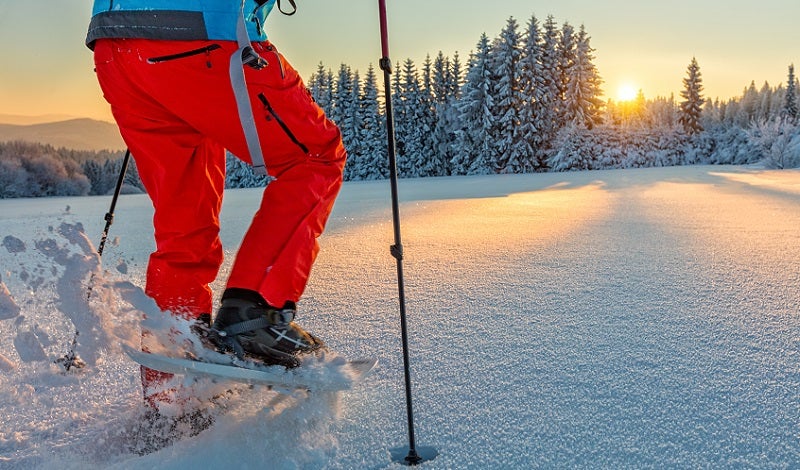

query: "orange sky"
xmin=1 ymin=0 xmax=798 ymax=122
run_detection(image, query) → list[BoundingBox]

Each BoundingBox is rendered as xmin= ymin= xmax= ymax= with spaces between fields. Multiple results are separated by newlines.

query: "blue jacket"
xmin=86 ymin=0 xmax=276 ymax=48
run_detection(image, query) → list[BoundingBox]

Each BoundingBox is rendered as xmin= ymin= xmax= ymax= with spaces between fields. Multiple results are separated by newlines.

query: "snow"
xmin=0 ymin=164 xmax=799 ymax=468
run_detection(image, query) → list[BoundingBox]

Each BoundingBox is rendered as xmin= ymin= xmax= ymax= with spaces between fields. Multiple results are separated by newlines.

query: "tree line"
xmin=301 ymin=15 xmax=605 ymax=179
xmin=228 ymin=14 xmax=607 ymax=187
xmin=0 ymin=142 xmax=144 ymax=199
xmin=282 ymin=13 xmax=799 ymax=182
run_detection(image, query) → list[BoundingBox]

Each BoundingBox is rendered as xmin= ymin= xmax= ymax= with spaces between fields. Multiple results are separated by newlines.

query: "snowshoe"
xmin=206 ymin=289 xmax=324 ymax=368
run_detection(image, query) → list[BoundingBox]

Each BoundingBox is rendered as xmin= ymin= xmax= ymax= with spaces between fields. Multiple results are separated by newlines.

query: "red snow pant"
xmin=93 ymin=38 xmax=346 ymax=406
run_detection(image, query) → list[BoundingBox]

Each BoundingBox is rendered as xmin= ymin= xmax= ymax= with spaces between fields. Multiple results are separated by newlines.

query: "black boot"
xmin=210 ymin=289 xmax=323 ymax=368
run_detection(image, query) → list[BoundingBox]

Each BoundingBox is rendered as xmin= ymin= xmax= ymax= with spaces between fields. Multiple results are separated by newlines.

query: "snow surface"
xmin=0 ymin=165 xmax=799 ymax=469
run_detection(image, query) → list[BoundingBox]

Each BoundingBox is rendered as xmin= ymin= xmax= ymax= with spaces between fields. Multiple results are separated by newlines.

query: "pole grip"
xmin=378 ymin=0 xmax=390 ymax=59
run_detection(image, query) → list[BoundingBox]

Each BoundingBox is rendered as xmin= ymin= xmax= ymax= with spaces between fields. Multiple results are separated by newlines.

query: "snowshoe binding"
xmin=201 ymin=289 xmax=324 ymax=368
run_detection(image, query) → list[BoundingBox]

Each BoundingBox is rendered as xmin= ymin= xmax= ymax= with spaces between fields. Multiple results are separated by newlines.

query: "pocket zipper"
xmin=147 ymin=44 xmax=222 ymax=65
xmin=258 ymin=93 xmax=308 ymax=154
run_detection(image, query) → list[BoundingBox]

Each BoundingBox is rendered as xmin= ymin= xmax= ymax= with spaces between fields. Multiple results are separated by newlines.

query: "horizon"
xmin=1 ymin=1 xmax=798 ymax=122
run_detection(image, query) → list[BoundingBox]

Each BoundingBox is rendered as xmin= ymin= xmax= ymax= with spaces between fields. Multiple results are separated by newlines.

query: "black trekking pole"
xmin=94 ymin=149 xmax=132 ymax=268
xmin=57 ymin=149 xmax=131 ymax=372
xmin=377 ymin=0 xmax=436 ymax=465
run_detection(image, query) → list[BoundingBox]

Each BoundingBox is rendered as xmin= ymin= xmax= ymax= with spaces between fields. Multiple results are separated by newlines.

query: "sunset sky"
xmin=1 ymin=0 xmax=798 ymax=122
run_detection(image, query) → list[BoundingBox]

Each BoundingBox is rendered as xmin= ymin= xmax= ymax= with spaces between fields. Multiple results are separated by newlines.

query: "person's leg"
xmin=93 ymin=39 xmax=227 ymax=406
xmin=94 ymin=40 xmax=226 ymax=318
xmin=223 ymin=41 xmax=347 ymax=307
xmin=209 ymin=42 xmax=347 ymax=363
xmin=95 ymin=38 xmax=345 ymax=366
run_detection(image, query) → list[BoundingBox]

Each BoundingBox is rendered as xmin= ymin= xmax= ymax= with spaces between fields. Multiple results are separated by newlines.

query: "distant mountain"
xmin=0 ymin=113 xmax=78 ymax=125
xmin=0 ymin=118 xmax=125 ymax=151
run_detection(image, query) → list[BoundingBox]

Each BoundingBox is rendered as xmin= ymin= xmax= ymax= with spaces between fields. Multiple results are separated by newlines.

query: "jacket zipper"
xmin=257 ymin=93 xmax=308 ymax=154
xmin=147 ymin=44 xmax=222 ymax=65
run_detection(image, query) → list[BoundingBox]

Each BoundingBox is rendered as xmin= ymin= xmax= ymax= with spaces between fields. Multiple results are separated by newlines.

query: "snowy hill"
xmin=0 ymin=118 xmax=125 ymax=151
xmin=0 ymin=165 xmax=798 ymax=468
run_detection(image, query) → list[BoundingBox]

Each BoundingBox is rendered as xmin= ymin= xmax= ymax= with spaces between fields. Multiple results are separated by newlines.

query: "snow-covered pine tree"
xmin=83 ymin=156 xmax=142 ymax=195
xmin=343 ymin=69 xmax=364 ymax=181
xmin=331 ymin=64 xmax=355 ymax=132
xmin=739 ymin=81 xmax=759 ymax=126
xmin=308 ymin=62 xmax=333 ymax=116
xmin=433 ymin=52 xmax=449 ymax=104
xmin=350 ymin=70 xmax=364 ymax=178
xmin=332 ymin=64 xmax=361 ymax=180
xmin=489 ymin=17 xmax=528 ymax=174
xmin=433 ymin=101 xmax=460 ymax=177
xmin=388 ymin=60 xmax=409 ymax=176
xmin=563 ymin=24 xmax=603 ymax=129
xmin=757 ymin=81 xmax=774 ymax=122
xmin=419 ymin=55 xmax=446 ymax=176
xmin=783 ymin=64 xmax=798 ymax=121
xmin=421 ymin=54 xmax=434 ymax=101
xmin=679 ymin=57 xmax=704 ymax=135
xmin=770 ymin=83 xmax=786 ymax=120
xmin=452 ymin=33 xmax=494 ymax=175
xmin=518 ymin=15 xmax=546 ymax=172
xmin=436 ymin=51 xmax=465 ymax=176
xmin=449 ymin=51 xmax=463 ymax=100
xmin=394 ymin=59 xmax=426 ymax=177
xmin=357 ymin=64 xmax=388 ymax=180
xmin=556 ymin=21 xmax=576 ymax=124
xmin=537 ymin=15 xmax=562 ymax=167
xmin=432 ymin=51 xmax=459 ymax=176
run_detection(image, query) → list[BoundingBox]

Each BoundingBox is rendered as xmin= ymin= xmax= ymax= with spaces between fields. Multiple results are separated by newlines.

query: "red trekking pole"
xmin=377 ymin=0 xmax=437 ymax=465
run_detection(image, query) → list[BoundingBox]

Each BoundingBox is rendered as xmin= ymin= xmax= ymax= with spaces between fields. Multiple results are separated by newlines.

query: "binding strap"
xmin=213 ymin=308 xmax=297 ymax=359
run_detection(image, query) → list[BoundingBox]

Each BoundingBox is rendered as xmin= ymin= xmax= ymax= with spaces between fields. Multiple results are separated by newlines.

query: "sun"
xmin=616 ymin=83 xmax=639 ymax=102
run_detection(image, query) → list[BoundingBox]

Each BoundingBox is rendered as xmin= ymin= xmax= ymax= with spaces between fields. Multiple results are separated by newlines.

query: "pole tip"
xmin=389 ymin=445 xmax=438 ymax=466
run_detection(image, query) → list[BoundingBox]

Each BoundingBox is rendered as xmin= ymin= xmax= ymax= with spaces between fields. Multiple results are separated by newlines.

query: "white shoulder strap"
xmin=229 ymin=0 xmax=268 ymax=176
